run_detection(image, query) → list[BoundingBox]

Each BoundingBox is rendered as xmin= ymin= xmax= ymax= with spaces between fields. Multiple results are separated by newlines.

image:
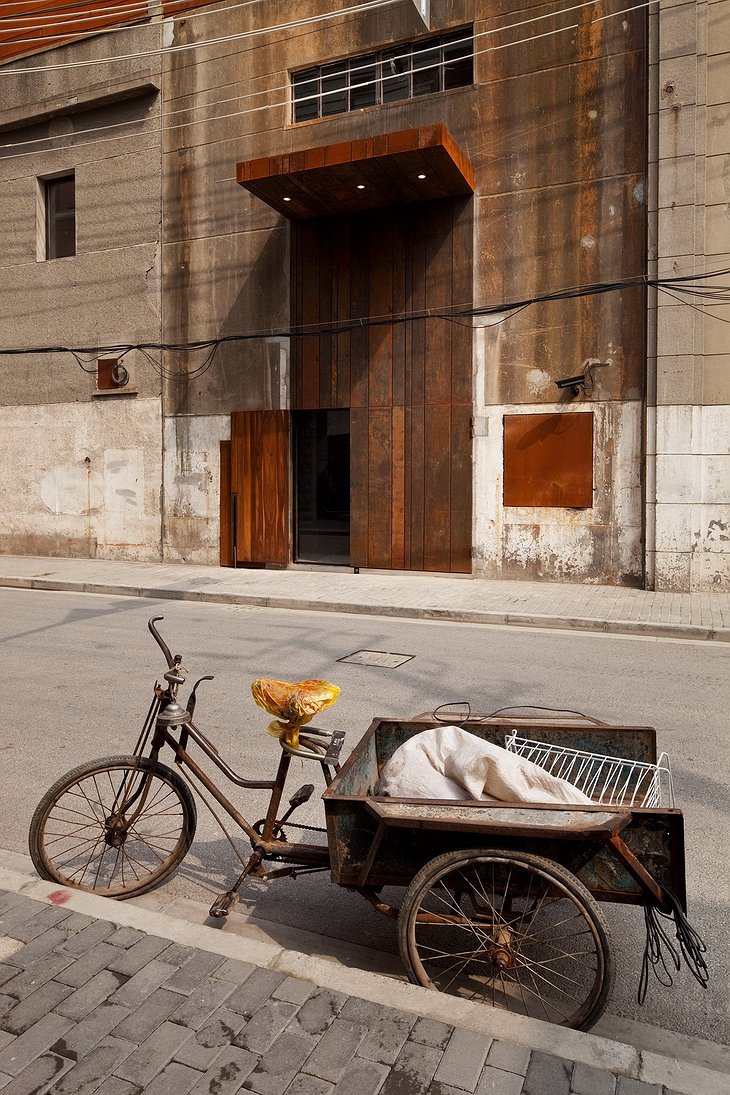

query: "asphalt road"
xmin=1 ymin=588 xmax=728 ymax=1045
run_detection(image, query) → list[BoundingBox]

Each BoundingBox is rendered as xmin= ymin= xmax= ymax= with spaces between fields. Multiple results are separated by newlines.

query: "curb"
xmin=0 ymin=859 xmax=727 ymax=1095
xmin=2 ymin=575 xmax=728 ymax=643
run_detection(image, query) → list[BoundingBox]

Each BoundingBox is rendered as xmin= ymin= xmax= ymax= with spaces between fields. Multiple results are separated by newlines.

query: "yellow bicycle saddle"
xmin=251 ymin=678 xmax=341 ymax=749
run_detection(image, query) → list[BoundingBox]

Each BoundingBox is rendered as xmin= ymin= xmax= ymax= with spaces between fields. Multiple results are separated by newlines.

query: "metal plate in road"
xmin=338 ymin=649 xmax=415 ymax=669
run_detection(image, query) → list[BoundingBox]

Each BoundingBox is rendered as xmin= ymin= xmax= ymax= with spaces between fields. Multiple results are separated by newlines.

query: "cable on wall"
xmin=0 ymin=269 xmax=727 ymax=381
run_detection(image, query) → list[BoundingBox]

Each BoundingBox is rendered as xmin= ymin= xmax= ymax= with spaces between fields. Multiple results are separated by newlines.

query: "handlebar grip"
xmin=148 ymin=616 xmax=175 ymax=670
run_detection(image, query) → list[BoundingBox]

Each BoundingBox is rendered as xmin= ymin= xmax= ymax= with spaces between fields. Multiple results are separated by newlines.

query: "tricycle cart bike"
xmin=29 ymin=617 xmax=690 ymax=1031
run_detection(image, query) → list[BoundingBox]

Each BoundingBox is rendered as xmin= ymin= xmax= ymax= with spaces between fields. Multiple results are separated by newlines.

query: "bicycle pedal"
xmin=209 ymin=891 xmax=237 ymax=919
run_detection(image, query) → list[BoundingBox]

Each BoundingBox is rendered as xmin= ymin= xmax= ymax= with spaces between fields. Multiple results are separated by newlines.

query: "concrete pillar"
xmin=647 ymin=0 xmax=730 ymax=589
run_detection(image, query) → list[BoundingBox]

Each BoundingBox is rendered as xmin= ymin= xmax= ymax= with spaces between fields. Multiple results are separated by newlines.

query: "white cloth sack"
xmin=376 ymin=725 xmax=592 ymax=805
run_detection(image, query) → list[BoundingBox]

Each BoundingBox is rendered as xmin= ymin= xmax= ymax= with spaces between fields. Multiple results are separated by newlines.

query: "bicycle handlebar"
xmin=148 ymin=615 xmax=176 ymax=670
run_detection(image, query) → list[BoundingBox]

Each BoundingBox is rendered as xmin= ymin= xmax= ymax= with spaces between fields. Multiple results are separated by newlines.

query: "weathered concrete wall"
xmin=647 ymin=0 xmax=730 ymax=589
xmin=159 ymin=0 xmax=648 ymax=578
xmin=162 ymin=414 xmax=230 ymax=563
xmin=0 ymin=399 xmax=162 ymax=559
xmin=0 ymin=25 xmax=164 ymax=558
xmin=6 ymin=3 xmax=719 ymax=587
xmin=473 ymin=400 xmax=642 ymax=583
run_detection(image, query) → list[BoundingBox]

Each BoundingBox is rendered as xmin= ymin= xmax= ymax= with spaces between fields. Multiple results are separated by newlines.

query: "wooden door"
xmin=229 ymin=411 xmax=290 ymax=565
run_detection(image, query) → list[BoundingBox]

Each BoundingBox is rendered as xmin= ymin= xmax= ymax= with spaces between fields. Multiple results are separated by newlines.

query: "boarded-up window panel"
xmin=503 ymin=413 xmax=594 ymax=508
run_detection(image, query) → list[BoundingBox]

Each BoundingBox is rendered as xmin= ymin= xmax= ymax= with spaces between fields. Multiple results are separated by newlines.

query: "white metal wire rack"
xmin=503 ymin=732 xmax=675 ymax=808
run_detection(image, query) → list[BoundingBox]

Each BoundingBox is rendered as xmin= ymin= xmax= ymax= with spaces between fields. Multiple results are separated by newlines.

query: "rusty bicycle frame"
xmin=132 ymin=616 xmax=344 ymax=916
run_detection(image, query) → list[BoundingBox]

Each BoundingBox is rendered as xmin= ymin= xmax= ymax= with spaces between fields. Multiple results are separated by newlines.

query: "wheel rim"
xmin=406 ymin=855 xmax=607 ymax=1028
xmin=37 ymin=763 xmax=189 ymax=896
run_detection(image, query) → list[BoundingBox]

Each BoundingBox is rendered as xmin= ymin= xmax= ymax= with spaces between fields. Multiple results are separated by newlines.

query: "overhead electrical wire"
xmin=1 ymin=270 xmax=728 ymax=382
xmin=0 ymin=0 xmax=707 ymax=383
xmin=0 ymin=0 xmax=265 ymax=37
xmin=0 ymin=0 xmax=656 ymax=71
xmin=0 ymin=0 xmax=400 ymax=67
xmin=0 ymin=0 xmax=656 ymax=161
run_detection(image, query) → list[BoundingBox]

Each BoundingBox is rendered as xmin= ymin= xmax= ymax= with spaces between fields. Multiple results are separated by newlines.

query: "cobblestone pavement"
xmin=0 ymin=555 xmax=728 ymax=640
xmin=0 ymin=890 xmax=685 ymax=1095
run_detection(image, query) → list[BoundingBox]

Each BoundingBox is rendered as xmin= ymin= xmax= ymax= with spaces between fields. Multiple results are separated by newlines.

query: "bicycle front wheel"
xmin=29 ymin=755 xmax=197 ymax=898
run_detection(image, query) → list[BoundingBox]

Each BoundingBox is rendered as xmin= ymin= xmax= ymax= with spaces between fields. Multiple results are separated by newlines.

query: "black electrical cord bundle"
xmin=638 ymin=886 xmax=708 ymax=1005
xmin=2 ymin=267 xmax=730 ymax=363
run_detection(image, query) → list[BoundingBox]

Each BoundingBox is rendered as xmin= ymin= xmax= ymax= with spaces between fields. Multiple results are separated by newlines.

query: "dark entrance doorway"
xmin=294 ymin=409 xmax=350 ymax=565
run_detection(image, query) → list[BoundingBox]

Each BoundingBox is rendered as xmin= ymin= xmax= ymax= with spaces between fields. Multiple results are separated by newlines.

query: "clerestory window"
xmin=292 ymin=27 xmax=473 ymax=123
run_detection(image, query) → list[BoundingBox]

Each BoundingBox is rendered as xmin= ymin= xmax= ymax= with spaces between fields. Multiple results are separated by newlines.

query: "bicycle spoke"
xmin=405 ymin=854 xmax=607 ymax=1029
xmin=37 ymin=761 xmax=191 ymax=897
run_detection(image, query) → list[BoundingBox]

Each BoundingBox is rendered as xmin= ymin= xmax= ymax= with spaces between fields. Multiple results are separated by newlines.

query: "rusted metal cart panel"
xmin=323 ymin=717 xmax=686 ymax=907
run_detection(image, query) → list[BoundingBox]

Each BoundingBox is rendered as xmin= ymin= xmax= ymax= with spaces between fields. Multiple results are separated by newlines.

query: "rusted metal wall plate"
xmin=503 ymin=412 xmax=594 ymax=508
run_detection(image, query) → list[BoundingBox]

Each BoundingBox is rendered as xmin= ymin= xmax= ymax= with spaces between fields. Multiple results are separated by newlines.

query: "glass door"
xmin=294 ymin=409 xmax=350 ymax=564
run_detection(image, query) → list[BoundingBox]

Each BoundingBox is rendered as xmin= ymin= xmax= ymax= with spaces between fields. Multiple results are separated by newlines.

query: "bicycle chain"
xmin=283 ymin=820 xmax=328 ymax=834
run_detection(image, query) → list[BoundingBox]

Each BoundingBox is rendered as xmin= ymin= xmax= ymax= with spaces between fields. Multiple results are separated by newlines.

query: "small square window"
xmin=45 ymin=174 xmax=75 ymax=259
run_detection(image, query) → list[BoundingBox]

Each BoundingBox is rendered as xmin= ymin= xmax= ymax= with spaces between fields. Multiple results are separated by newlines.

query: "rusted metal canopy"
xmin=236 ymin=125 xmax=474 ymax=219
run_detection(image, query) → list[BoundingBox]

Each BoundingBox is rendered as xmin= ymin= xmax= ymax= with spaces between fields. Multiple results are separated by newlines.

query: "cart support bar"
xmin=607 ymin=834 xmax=671 ymax=912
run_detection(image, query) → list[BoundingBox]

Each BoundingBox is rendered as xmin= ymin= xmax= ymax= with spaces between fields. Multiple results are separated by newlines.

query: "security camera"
xmin=555 ymin=374 xmax=587 ymax=396
xmin=555 ymin=375 xmax=586 ymax=390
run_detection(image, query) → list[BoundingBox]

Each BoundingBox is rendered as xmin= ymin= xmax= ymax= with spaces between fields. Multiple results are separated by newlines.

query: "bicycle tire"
xmin=398 ymin=847 xmax=614 ymax=1031
xmin=29 ymin=755 xmax=197 ymax=899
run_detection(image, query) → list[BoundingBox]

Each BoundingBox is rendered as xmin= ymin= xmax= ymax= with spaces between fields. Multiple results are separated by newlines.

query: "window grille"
xmin=292 ymin=27 xmax=473 ymax=123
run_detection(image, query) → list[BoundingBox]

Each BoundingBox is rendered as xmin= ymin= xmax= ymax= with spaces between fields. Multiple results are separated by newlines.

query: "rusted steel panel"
xmin=0 ymin=1 xmax=142 ymax=62
xmin=450 ymin=403 xmax=472 ymax=573
xmin=334 ymin=221 xmax=352 ymax=410
xmin=423 ymin=404 xmax=451 ymax=571
xmin=367 ymin=408 xmax=393 ymax=569
xmin=291 ymin=200 xmax=473 ymax=572
xmin=503 ymin=412 xmax=594 ymax=508
xmin=407 ymin=404 xmax=425 ymax=570
xmin=349 ymin=408 xmax=369 ymax=569
xmin=349 ymin=226 xmax=370 ymax=411
xmin=238 ymin=127 xmax=474 ymax=219
xmin=424 ymin=203 xmax=453 ymax=407
xmin=391 ymin=216 xmax=408 ymax=409
xmin=318 ymin=226 xmax=333 ymax=410
xmin=407 ymin=208 xmax=427 ymax=409
xmin=367 ymin=216 xmax=394 ymax=410
xmin=391 ymin=406 xmax=406 ymax=570
xmin=231 ymin=411 xmax=290 ymax=565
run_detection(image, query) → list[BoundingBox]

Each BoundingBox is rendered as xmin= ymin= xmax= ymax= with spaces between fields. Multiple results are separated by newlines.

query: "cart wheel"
xmin=398 ymin=848 xmax=613 ymax=1031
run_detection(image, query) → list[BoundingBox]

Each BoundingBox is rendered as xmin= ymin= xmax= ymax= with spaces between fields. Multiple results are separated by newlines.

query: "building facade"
xmin=0 ymin=1 xmax=727 ymax=588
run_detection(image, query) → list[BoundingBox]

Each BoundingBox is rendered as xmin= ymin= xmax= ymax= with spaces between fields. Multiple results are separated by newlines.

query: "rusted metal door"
xmin=291 ymin=200 xmax=473 ymax=574
xmin=229 ymin=411 xmax=290 ymax=565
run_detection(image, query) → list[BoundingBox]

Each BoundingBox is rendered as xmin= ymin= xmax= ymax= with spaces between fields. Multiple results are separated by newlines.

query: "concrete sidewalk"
xmin=0 ymin=858 xmax=727 ymax=1095
xmin=0 ymin=555 xmax=728 ymax=642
